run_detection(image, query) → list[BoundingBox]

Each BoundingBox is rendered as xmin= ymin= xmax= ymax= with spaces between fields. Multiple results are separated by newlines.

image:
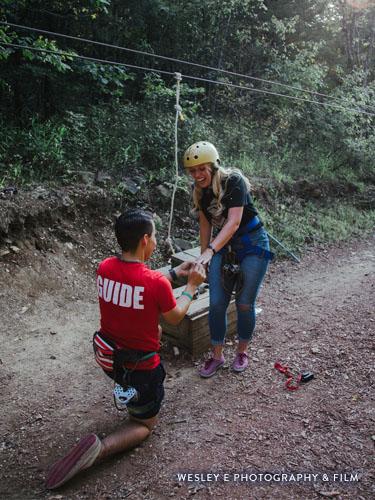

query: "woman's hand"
xmin=196 ymin=247 xmax=214 ymax=266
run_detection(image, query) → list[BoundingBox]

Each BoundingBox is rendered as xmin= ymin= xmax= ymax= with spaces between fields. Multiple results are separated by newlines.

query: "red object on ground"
xmin=274 ymin=362 xmax=302 ymax=391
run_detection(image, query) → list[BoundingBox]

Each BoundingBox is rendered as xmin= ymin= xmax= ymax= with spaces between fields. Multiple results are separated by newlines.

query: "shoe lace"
xmin=237 ymin=353 xmax=247 ymax=365
xmin=204 ymin=358 xmax=215 ymax=369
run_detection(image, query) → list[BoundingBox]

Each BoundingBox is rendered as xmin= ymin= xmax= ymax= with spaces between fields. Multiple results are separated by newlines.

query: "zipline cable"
xmin=2 ymin=21 xmax=375 ymax=113
xmin=180 ymin=73 xmax=375 ymax=116
xmin=2 ymin=42 xmax=375 ymax=117
xmin=1 ymin=42 xmax=175 ymax=77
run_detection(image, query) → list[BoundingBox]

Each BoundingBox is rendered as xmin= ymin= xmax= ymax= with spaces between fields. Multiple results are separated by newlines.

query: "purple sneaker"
xmin=199 ymin=355 xmax=225 ymax=378
xmin=232 ymin=352 xmax=249 ymax=372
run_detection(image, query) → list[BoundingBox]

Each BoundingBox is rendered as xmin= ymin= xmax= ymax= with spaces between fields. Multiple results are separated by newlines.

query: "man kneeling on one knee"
xmin=46 ymin=209 xmax=205 ymax=489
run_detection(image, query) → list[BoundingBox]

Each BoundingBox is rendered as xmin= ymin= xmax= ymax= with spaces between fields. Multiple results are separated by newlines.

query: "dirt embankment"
xmin=0 ymin=184 xmax=374 ymax=500
xmin=1 ymin=178 xmax=372 ymax=258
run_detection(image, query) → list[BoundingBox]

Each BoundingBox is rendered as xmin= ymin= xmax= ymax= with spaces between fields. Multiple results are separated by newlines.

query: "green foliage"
xmin=62 ymin=105 xmax=142 ymax=174
xmin=329 ymin=71 xmax=375 ymax=171
xmin=0 ymin=117 xmax=68 ymax=184
xmin=0 ymin=0 xmax=373 ymax=194
xmin=260 ymin=199 xmax=374 ymax=257
xmin=0 ymin=26 xmax=14 ymax=60
xmin=80 ymin=62 xmax=135 ymax=96
xmin=142 ymin=74 xmax=204 ymax=114
xmin=20 ymin=36 xmax=76 ymax=72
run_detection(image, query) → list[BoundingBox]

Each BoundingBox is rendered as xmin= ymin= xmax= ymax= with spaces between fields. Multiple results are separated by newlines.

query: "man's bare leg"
xmin=98 ymin=415 xmax=158 ymax=460
xmin=46 ymin=415 xmax=158 ymax=489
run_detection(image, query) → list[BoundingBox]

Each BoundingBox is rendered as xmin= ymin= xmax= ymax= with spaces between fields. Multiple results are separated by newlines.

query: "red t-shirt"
xmin=97 ymin=257 xmax=176 ymax=370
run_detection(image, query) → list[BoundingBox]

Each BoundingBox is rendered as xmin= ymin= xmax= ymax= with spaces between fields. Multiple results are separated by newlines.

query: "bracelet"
xmin=208 ymin=243 xmax=216 ymax=254
xmin=169 ymin=268 xmax=178 ymax=282
xmin=181 ymin=291 xmax=193 ymax=301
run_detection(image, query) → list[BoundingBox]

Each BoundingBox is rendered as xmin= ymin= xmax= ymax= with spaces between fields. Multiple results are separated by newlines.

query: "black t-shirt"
xmin=200 ymin=173 xmax=258 ymax=230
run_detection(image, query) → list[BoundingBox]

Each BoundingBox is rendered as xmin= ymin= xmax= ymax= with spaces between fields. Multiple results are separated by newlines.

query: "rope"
xmin=2 ymin=42 xmax=374 ymax=117
xmin=3 ymin=21 xmax=375 ymax=113
xmin=166 ymin=73 xmax=182 ymax=255
xmin=267 ymin=233 xmax=301 ymax=263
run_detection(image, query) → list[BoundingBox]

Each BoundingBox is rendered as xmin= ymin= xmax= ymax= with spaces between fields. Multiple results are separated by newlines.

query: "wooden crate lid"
xmin=152 ymin=264 xmax=187 ymax=288
xmin=172 ymin=285 xmax=236 ymax=319
xmin=171 ymin=246 xmax=201 ymax=267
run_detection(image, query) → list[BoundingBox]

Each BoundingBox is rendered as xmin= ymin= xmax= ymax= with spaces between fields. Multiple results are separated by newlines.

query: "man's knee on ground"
xmin=129 ymin=414 xmax=158 ymax=433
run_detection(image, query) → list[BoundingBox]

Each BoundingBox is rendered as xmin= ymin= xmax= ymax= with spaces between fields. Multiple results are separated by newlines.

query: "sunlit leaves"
xmin=80 ymin=62 xmax=135 ymax=96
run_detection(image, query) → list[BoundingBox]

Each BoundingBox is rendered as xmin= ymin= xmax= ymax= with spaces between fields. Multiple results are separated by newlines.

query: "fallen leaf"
xmin=317 ymin=491 xmax=341 ymax=498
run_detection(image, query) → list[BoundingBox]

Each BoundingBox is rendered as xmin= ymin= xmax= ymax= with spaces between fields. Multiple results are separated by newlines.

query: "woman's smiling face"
xmin=187 ymin=163 xmax=212 ymax=188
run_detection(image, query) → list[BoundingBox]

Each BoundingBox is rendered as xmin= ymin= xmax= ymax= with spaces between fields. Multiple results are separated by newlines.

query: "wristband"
xmin=208 ymin=243 xmax=216 ymax=255
xmin=169 ymin=268 xmax=178 ymax=282
xmin=181 ymin=291 xmax=193 ymax=301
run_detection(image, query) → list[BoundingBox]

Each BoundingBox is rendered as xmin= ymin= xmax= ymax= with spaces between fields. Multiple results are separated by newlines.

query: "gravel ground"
xmin=0 ymin=212 xmax=374 ymax=499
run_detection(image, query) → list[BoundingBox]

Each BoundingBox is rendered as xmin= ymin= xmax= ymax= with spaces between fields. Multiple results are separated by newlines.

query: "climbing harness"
xmin=219 ymin=216 xmax=274 ymax=297
xmin=274 ymin=362 xmax=314 ymax=391
xmin=230 ymin=216 xmax=274 ymax=263
xmin=93 ymin=332 xmax=156 ymax=410
xmin=93 ymin=332 xmax=156 ymax=376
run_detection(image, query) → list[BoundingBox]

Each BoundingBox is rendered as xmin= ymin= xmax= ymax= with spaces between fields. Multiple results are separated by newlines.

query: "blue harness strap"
xmin=235 ymin=232 xmax=274 ymax=262
xmin=231 ymin=217 xmax=274 ymax=262
xmin=233 ymin=216 xmax=263 ymax=238
xmin=217 ymin=217 xmax=274 ymax=262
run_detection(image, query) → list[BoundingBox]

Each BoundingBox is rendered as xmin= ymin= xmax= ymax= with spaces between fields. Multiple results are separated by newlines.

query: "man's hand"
xmin=175 ymin=261 xmax=194 ymax=278
xmin=187 ymin=262 xmax=206 ymax=286
xmin=162 ymin=263 xmax=206 ymax=326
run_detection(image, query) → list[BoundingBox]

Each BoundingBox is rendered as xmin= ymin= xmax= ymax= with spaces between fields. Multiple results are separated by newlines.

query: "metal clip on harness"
xmin=113 ymin=383 xmax=138 ymax=411
xmin=221 ymin=248 xmax=244 ymax=297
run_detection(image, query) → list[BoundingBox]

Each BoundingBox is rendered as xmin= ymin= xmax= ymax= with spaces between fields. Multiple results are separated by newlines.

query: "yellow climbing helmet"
xmin=183 ymin=141 xmax=220 ymax=168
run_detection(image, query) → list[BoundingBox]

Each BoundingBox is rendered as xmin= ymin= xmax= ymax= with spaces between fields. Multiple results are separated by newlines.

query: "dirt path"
xmin=0 ymin=237 xmax=374 ymax=500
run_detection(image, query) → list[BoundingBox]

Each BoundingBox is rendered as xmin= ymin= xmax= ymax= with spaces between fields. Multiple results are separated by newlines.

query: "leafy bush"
xmin=0 ymin=117 xmax=67 ymax=184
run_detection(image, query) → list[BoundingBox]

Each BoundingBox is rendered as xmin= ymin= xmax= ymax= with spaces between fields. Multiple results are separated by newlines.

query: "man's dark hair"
xmin=115 ymin=209 xmax=154 ymax=252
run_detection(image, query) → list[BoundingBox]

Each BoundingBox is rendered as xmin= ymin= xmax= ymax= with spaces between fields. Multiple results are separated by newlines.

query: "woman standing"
xmin=183 ymin=141 xmax=273 ymax=377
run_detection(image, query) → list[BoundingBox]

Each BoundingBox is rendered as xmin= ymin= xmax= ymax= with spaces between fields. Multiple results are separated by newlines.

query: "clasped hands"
xmin=175 ymin=260 xmax=206 ymax=286
xmin=174 ymin=245 xmax=213 ymax=284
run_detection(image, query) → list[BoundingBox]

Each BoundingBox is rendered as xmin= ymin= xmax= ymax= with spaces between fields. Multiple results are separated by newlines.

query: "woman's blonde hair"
xmin=192 ymin=162 xmax=251 ymax=218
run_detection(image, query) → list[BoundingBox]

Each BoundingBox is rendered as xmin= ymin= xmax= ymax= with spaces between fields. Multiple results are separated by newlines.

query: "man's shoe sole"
xmin=46 ymin=433 xmax=102 ymax=489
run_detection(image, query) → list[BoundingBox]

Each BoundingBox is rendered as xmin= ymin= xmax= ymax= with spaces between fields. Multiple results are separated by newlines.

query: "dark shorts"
xmin=105 ymin=363 xmax=166 ymax=420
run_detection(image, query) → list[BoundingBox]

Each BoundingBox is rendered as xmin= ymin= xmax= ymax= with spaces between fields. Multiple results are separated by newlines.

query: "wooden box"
xmin=153 ymin=264 xmax=188 ymax=288
xmin=155 ymin=247 xmax=203 ymax=289
xmin=160 ymin=285 xmax=237 ymax=356
xmin=171 ymin=246 xmax=201 ymax=267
